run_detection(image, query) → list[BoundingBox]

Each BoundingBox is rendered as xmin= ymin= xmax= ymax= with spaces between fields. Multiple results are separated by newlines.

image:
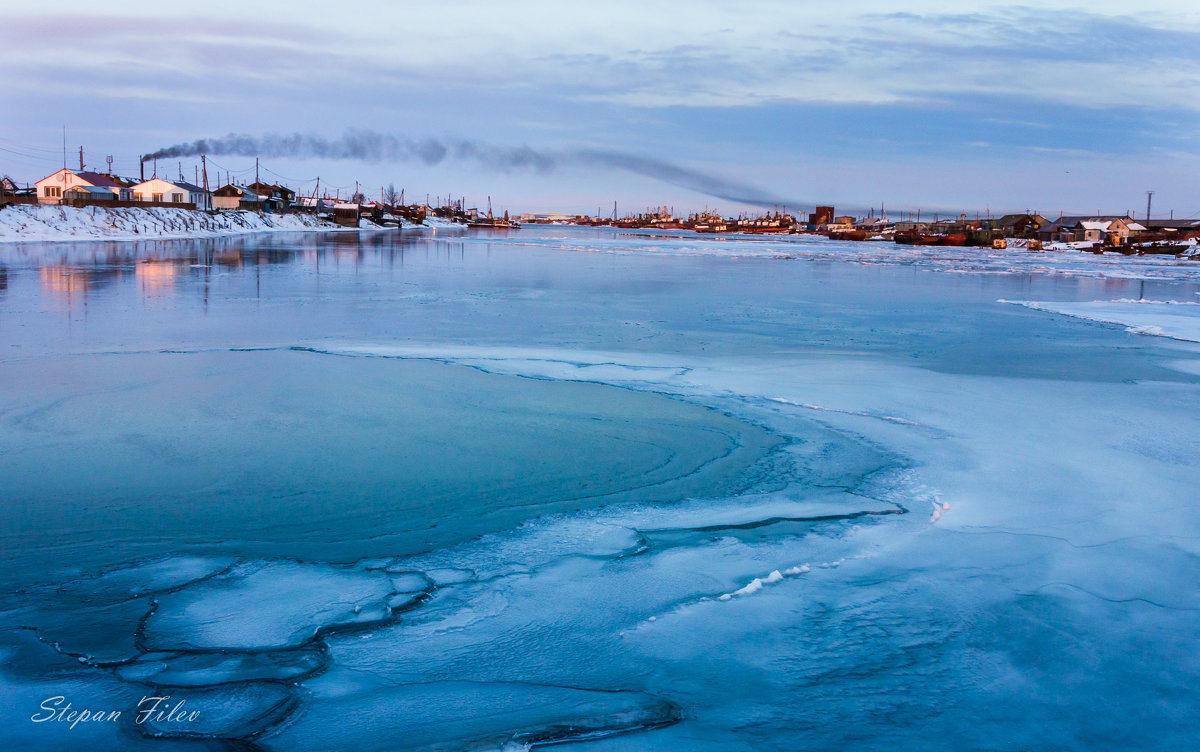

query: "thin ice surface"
xmin=1003 ymin=297 xmax=1200 ymax=342
xmin=143 ymin=562 xmax=400 ymax=651
xmin=1 ymin=227 xmax=1199 ymax=751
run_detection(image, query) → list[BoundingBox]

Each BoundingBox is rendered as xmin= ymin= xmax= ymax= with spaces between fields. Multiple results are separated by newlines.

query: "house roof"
xmin=65 ymin=185 xmax=115 ymax=195
xmin=173 ymin=180 xmax=208 ymax=193
xmin=1147 ymin=219 xmax=1200 ymax=230
xmin=994 ymin=213 xmax=1049 ymax=228
xmin=133 ymin=178 xmax=186 ymax=189
xmin=1059 ymin=215 xmax=1132 ymax=225
xmin=1079 ymin=221 xmax=1111 ymax=231
xmin=214 ymin=184 xmax=265 ymax=200
xmin=1039 ymin=222 xmax=1074 ymax=234
xmin=76 ymin=172 xmax=125 ymax=189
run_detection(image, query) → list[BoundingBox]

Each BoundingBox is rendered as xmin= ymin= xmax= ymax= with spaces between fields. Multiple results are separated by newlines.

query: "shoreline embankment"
xmin=0 ymin=204 xmax=360 ymax=244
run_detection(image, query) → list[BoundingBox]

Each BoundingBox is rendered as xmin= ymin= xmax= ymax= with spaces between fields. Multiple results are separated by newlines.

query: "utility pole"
xmin=255 ymin=157 xmax=259 ymax=185
xmin=1145 ymin=191 xmax=1154 ymax=224
xmin=79 ymin=146 xmax=84 ymax=172
xmin=201 ymin=155 xmax=209 ymax=210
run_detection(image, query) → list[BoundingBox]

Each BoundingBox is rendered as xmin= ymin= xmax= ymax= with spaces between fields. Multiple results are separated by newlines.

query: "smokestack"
xmin=140 ymin=157 xmax=144 ymax=182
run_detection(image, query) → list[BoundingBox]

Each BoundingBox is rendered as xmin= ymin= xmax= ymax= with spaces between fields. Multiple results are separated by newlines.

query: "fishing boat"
xmin=935 ymin=233 xmax=967 ymax=246
xmin=467 ymin=197 xmax=520 ymax=229
xmin=826 ymin=230 xmax=868 ymax=242
xmin=894 ymin=231 xmax=940 ymax=245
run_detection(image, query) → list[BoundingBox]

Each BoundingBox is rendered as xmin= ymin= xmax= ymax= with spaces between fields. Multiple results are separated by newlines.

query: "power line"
xmin=0 ymin=137 xmax=63 ymax=154
xmin=259 ymin=164 xmax=318 ymax=184
xmin=0 ymin=145 xmax=63 ymax=161
xmin=203 ymin=158 xmax=257 ymax=178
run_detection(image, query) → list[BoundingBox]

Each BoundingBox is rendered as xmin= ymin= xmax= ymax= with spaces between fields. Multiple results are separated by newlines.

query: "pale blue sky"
xmin=2 ymin=1 xmax=1198 ymax=216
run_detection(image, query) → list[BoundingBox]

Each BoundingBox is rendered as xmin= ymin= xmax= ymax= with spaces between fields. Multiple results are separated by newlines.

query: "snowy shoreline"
xmin=0 ymin=204 xmax=356 ymax=243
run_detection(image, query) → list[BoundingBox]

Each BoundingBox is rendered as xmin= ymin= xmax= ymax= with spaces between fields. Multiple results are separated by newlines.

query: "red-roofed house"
xmin=35 ymin=169 xmax=134 ymax=203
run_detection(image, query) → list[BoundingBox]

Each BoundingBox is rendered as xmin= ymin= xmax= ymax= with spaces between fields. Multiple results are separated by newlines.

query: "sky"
xmin=2 ymin=0 xmax=1198 ymax=217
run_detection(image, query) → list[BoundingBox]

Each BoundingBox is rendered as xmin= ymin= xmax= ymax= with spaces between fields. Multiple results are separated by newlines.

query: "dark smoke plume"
xmin=141 ymin=131 xmax=795 ymax=208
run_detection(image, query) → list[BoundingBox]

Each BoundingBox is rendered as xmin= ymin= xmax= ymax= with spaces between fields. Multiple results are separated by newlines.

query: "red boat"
xmin=935 ymin=233 xmax=968 ymax=246
xmin=894 ymin=231 xmax=940 ymax=245
xmin=826 ymin=230 xmax=868 ymax=241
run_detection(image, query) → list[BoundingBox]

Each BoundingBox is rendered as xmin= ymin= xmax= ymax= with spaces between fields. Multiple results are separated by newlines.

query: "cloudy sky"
xmin=2 ymin=1 xmax=1198 ymax=217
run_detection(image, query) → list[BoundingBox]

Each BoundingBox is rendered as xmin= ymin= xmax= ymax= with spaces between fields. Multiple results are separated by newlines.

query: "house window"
xmin=172 ymin=193 xmax=183 ymax=203
xmin=43 ymin=186 xmax=61 ymax=197
xmin=152 ymin=193 xmax=163 ymax=202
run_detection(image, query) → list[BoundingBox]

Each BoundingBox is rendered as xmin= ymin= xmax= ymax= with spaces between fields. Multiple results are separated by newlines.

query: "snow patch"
xmin=717 ymin=567 xmax=802 ymax=600
xmin=0 ymin=204 xmax=345 ymax=243
xmin=1001 ymin=299 xmax=1200 ymax=343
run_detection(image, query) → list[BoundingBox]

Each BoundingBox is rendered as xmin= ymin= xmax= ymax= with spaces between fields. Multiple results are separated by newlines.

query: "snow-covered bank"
xmin=419 ymin=215 xmax=466 ymax=229
xmin=0 ymin=204 xmax=346 ymax=243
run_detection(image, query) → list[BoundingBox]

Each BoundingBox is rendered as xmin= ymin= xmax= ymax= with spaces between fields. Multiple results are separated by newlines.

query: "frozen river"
xmin=2 ymin=226 xmax=1199 ymax=750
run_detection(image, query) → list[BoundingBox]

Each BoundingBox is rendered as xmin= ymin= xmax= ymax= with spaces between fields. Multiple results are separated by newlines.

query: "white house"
xmin=132 ymin=178 xmax=190 ymax=205
xmin=1078 ymin=221 xmax=1111 ymax=243
xmin=35 ymin=169 xmax=133 ymax=203
xmin=172 ymin=180 xmax=212 ymax=210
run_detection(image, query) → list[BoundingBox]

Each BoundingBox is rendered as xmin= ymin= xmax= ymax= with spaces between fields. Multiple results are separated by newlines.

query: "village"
xmin=0 ymin=155 xmax=527 ymax=230
xmin=518 ymin=204 xmax=1200 ymax=254
xmin=0 ymin=162 xmax=441 ymax=228
xmin=2 ymin=161 xmax=1198 ymax=254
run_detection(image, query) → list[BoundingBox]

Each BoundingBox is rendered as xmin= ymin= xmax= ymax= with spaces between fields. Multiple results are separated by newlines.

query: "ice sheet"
xmin=3 ymin=227 xmax=1199 ymax=750
xmin=142 ymin=562 xmax=400 ymax=650
xmin=259 ymin=679 xmax=680 ymax=751
xmin=1002 ymin=298 xmax=1200 ymax=343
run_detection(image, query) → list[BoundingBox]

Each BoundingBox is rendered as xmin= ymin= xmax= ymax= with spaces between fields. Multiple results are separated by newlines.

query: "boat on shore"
xmin=826 ymin=230 xmax=868 ymax=242
xmin=468 ymin=198 xmax=520 ymax=229
xmin=467 ymin=217 xmax=520 ymax=229
xmin=894 ymin=231 xmax=967 ymax=246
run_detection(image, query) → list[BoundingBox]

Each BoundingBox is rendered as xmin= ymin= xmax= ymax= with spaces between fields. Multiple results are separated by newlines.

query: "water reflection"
xmin=38 ymin=264 xmax=124 ymax=302
xmin=0 ymin=226 xmax=1196 ymax=390
xmin=136 ymin=259 xmax=182 ymax=294
xmin=10 ymin=232 xmax=451 ymax=304
xmin=3 ymin=227 xmax=1199 ymax=357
